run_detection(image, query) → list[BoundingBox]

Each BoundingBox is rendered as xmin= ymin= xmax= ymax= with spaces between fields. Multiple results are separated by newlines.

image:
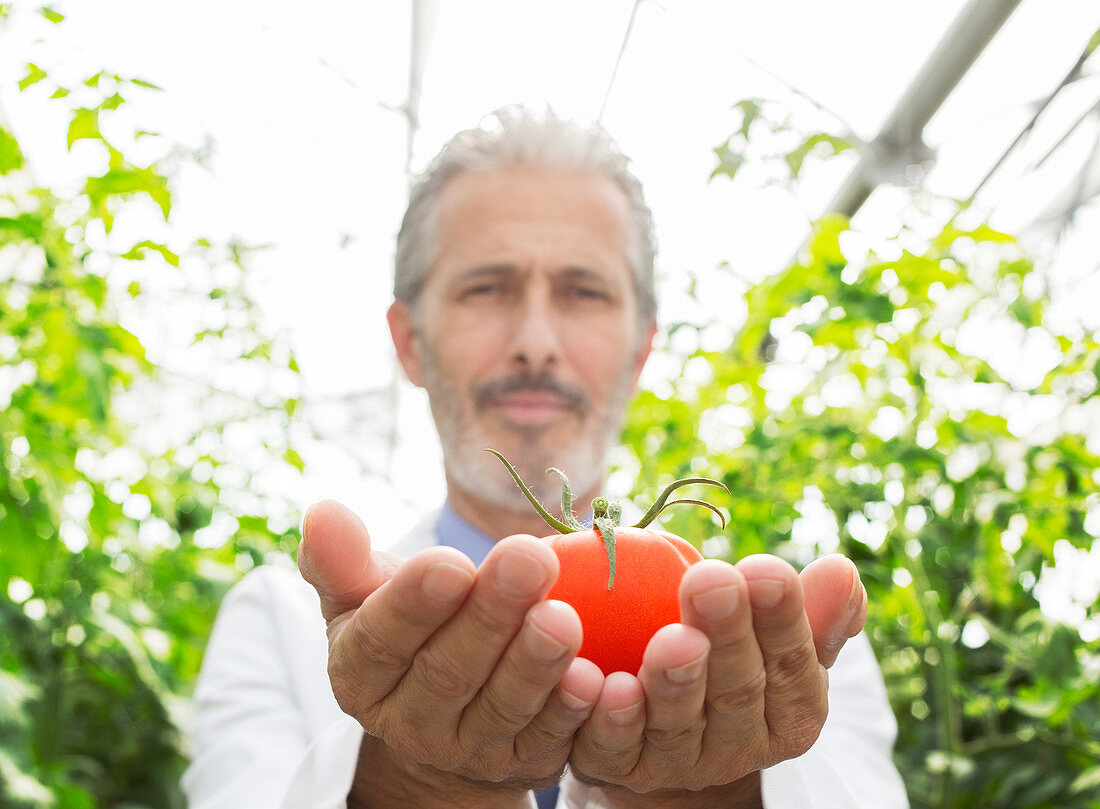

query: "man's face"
xmin=389 ymin=166 xmax=656 ymax=512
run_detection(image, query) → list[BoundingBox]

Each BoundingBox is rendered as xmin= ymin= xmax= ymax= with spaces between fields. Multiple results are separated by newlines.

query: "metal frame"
xmin=827 ymin=0 xmax=1025 ymax=217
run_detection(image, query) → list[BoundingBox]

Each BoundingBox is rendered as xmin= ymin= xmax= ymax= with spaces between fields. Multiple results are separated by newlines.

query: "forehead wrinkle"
xmin=434 ymin=168 xmax=632 ymax=257
xmin=453 ymin=263 xmax=519 ymax=281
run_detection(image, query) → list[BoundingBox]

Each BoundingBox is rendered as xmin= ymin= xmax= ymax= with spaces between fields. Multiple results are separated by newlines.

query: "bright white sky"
xmin=2 ymin=0 xmax=1099 ymax=584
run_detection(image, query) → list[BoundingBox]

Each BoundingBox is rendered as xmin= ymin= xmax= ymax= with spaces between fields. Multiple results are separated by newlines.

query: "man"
xmin=183 ymin=107 xmax=908 ymax=809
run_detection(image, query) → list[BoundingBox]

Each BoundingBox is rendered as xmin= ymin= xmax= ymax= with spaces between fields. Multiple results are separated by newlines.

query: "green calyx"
xmin=485 ymin=448 xmax=728 ymax=589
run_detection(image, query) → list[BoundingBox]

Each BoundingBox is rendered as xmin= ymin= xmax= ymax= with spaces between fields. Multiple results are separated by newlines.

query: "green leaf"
xmin=0 ymin=670 xmax=38 ymax=726
xmin=129 ymin=77 xmax=165 ymax=91
xmin=879 ymin=252 xmax=960 ymax=294
xmin=53 ymin=784 xmax=96 ymax=809
xmin=710 ymin=139 xmax=746 ymax=182
xmin=84 ymin=165 xmax=172 ymax=221
xmin=0 ymin=213 xmax=45 ymax=240
xmin=49 ymin=86 xmax=69 ymax=99
xmin=0 ymin=749 xmax=54 ymax=802
xmin=66 ymin=107 xmax=100 ymax=150
xmin=18 ymin=62 xmax=47 ymax=91
xmin=1071 ymin=765 xmax=1100 ymax=794
xmin=38 ymin=5 xmax=64 ymax=22
xmin=806 ymin=213 xmax=850 ymax=270
xmin=732 ymin=97 xmax=763 ymax=139
xmin=120 ymin=239 xmax=180 ymax=266
xmin=100 ymin=92 xmax=126 ymax=111
xmin=785 ymin=133 xmax=852 ymax=178
xmin=967 ymin=222 xmax=1016 ymax=244
xmin=1010 ymin=693 xmax=1061 ymax=719
xmin=283 ymin=448 xmax=305 ymax=472
xmin=0 ymin=126 xmax=25 ymax=174
xmin=934 ymin=221 xmax=1017 ymax=251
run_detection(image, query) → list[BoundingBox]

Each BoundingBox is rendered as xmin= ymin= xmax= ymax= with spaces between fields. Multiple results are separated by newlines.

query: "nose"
xmin=508 ymin=281 xmax=562 ymax=373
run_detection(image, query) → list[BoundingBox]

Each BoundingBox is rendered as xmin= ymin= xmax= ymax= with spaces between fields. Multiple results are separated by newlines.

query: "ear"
xmin=629 ymin=318 xmax=658 ymax=391
xmin=387 ymin=300 xmax=424 ymax=388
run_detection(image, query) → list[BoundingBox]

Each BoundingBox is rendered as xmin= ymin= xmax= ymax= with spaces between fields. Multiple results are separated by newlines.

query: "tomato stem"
xmin=485 ymin=448 xmax=573 ymax=534
xmin=547 ymin=467 xmax=585 ymax=531
xmin=632 ymin=478 xmax=729 ymax=529
xmin=650 ymin=498 xmax=727 ymax=529
xmin=593 ymin=514 xmax=617 ymax=589
xmin=486 ymin=449 xmax=729 ymax=592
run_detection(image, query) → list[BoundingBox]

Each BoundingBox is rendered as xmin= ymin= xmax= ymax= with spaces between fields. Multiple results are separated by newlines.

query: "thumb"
xmin=298 ymin=499 xmax=399 ymax=622
xmin=799 ymin=554 xmax=867 ymax=668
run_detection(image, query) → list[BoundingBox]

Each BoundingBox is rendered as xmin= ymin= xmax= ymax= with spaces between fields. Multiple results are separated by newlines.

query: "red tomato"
xmin=544 ymin=527 xmax=703 ymax=676
xmin=482 ymin=447 xmax=724 ymax=676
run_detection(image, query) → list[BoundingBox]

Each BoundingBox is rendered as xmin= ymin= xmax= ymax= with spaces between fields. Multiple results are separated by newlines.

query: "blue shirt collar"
xmin=433 ymin=500 xmax=595 ymax=567
xmin=433 ymin=501 xmax=497 ymax=567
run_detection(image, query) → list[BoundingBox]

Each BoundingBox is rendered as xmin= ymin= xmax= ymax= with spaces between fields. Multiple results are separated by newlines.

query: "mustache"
xmin=474 ymin=372 xmax=589 ymax=412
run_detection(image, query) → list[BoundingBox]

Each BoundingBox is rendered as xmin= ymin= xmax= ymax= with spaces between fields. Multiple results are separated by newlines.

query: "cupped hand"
xmin=298 ymin=500 xmax=604 ymax=790
xmin=568 ymin=552 xmax=866 ymax=796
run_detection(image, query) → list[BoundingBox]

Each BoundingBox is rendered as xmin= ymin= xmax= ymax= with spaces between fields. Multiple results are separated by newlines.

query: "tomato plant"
xmin=487 ymin=449 xmax=726 ymax=675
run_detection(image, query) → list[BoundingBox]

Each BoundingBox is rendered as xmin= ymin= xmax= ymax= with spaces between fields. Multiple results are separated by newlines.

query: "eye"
xmin=462 ymin=282 xmax=505 ymax=299
xmin=565 ymin=284 xmax=611 ymax=302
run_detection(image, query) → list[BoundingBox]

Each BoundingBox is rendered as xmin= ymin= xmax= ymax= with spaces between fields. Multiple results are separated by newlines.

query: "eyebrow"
xmin=452 ymin=264 xmax=615 ymax=285
xmin=557 ymin=266 xmax=614 ymax=286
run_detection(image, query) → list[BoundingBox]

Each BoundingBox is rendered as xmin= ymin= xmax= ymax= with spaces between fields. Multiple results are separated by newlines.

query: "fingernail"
xmin=558 ymin=690 xmax=594 ymax=713
xmin=665 ymin=655 xmax=706 ymax=686
xmin=607 ymin=701 xmax=643 ymax=726
xmin=848 ymin=575 xmax=866 ymax=614
xmin=300 ymin=504 xmax=316 ymax=535
xmin=494 ymin=548 xmax=548 ymax=599
xmin=691 ymin=583 xmax=740 ymax=622
xmin=748 ymin=578 xmax=786 ymax=609
xmin=421 ymin=562 xmax=473 ymax=603
xmin=525 ymin=619 xmax=569 ymax=661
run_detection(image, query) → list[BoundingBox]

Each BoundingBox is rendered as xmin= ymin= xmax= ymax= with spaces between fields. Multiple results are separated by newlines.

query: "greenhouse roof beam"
xmin=828 ymin=0 xmax=1024 ymax=216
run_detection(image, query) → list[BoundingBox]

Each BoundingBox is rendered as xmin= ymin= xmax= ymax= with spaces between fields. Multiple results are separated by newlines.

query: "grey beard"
xmin=420 ymin=359 xmax=634 ymax=521
xmin=441 ymin=431 xmax=608 ymax=519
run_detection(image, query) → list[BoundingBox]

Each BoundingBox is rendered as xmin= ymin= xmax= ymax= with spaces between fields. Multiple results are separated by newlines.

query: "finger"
xmin=634 ymin=623 xmax=710 ymax=777
xmin=512 ymin=648 xmax=605 ymax=768
xmin=327 ymin=546 xmax=476 ymax=720
xmin=737 ymin=554 xmax=828 ymax=758
xmin=462 ymin=598 xmax=584 ymax=747
xmin=800 ymin=554 xmax=867 ymax=667
xmin=395 ymin=535 xmax=559 ymax=730
xmin=548 ymin=656 xmax=605 ymax=723
xmin=299 ymin=500 xmax=402 ymax=621
xmin=678 ymin=560 xmax=766 ymax=751
xmin=570 ymin=671 xmax=646 ymax=783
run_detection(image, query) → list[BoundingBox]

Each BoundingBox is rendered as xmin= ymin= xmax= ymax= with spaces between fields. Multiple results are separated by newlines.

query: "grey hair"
xmin=393 ymin=105 xmax=657 ymax=322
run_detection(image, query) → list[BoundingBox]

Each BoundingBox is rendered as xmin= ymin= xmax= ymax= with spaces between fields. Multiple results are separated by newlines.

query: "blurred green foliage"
xmin=622 ymin=100 xmax=1100 ymax=808
xmin=1 ymin=10 xmax=300 ymax=808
